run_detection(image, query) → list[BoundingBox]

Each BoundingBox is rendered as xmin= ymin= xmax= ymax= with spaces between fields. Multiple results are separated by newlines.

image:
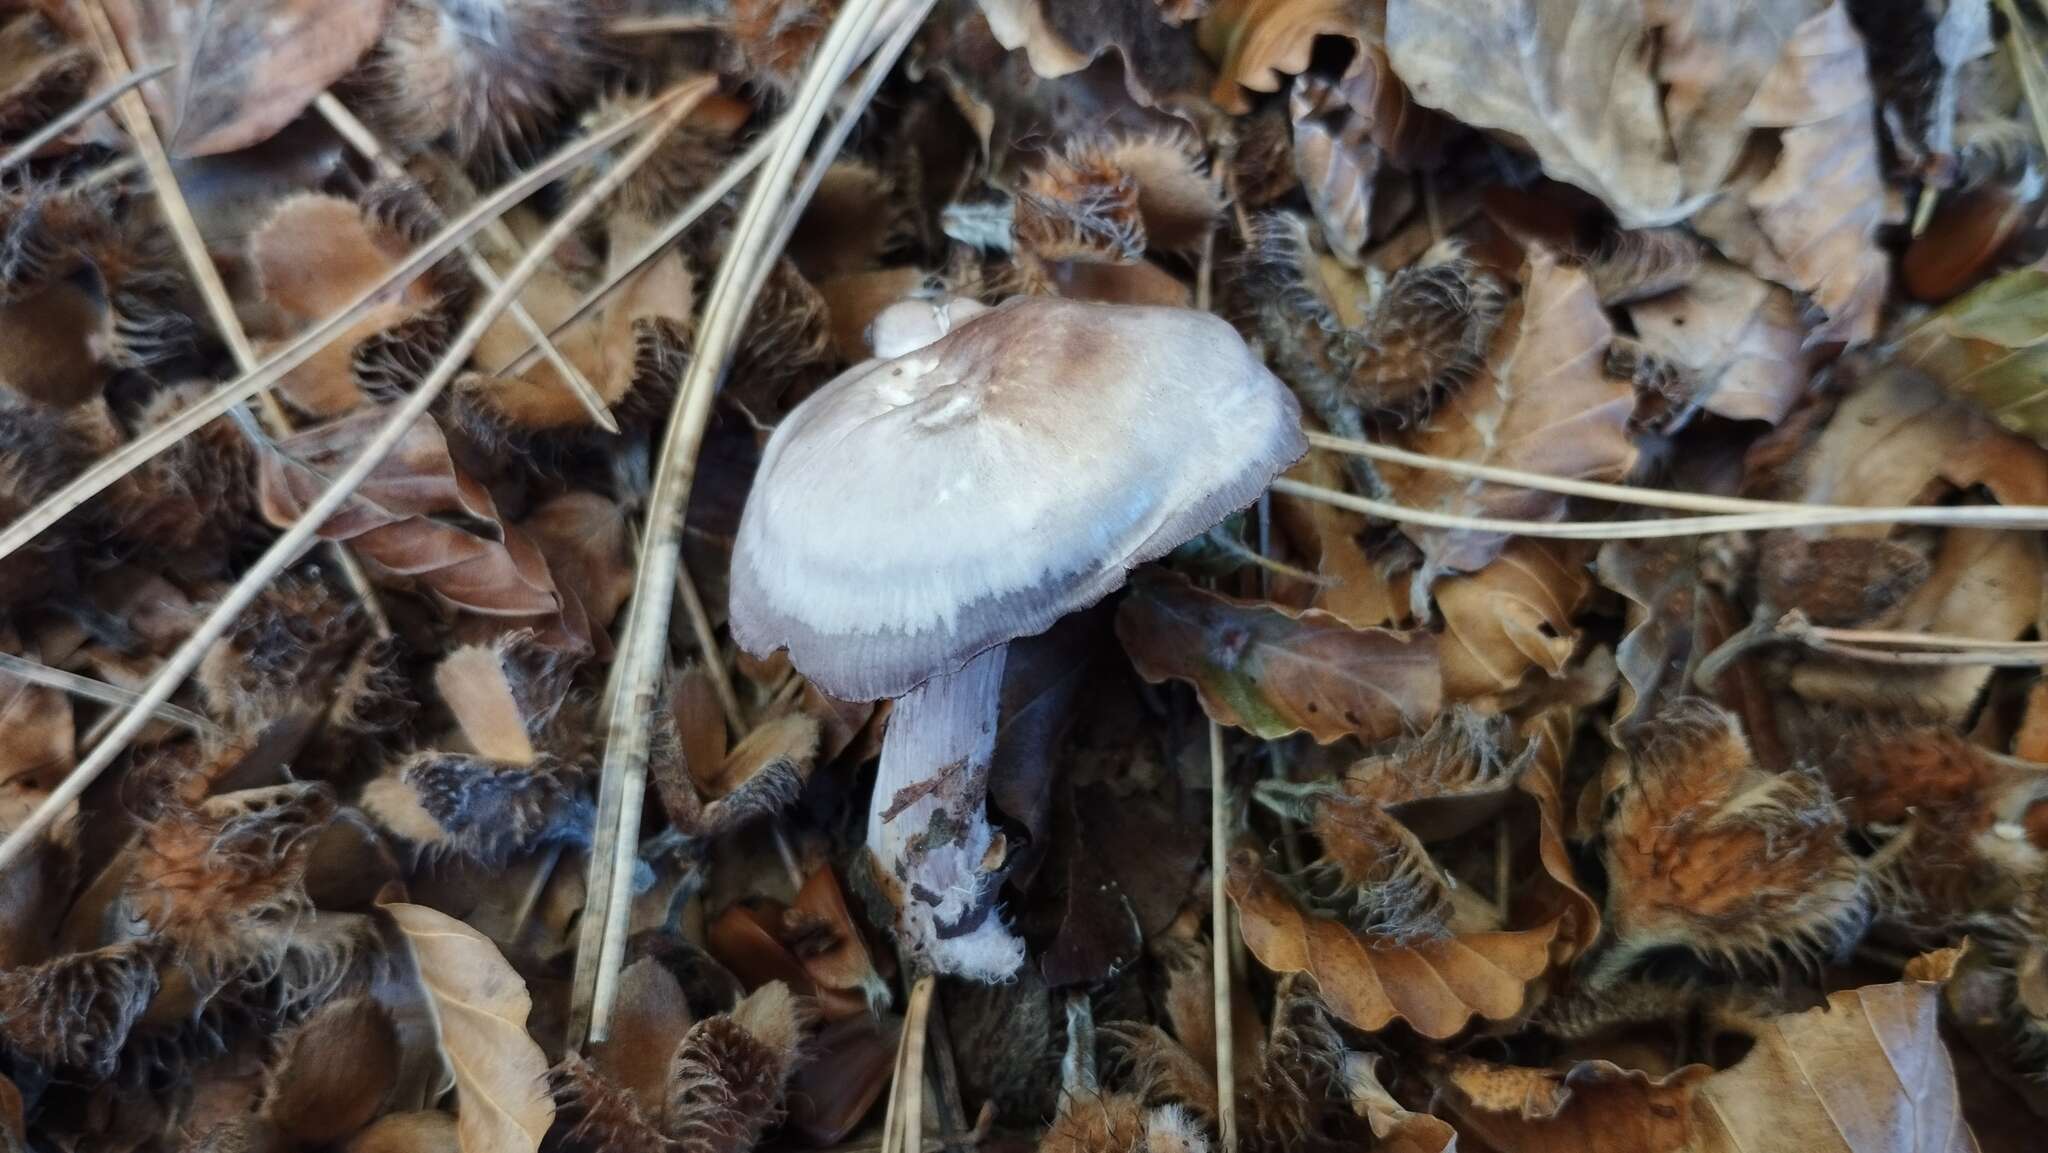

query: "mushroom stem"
xmin=867 ymin=644 xmax=1024 ymax=980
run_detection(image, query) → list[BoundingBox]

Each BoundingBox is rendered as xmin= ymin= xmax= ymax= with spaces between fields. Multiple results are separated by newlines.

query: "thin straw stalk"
xmin=0 ymin=651 xmax=217 ymax=735
xmin=312 ymin=94 xmax=620 ymax=433
xmin=0 ymin=80 xmax=712 ymax=875
xmin=572 ymin=0 xmax=922 ymax=1048
xmin=1270 ymin=479 xmax=2048 ymax=537
xmin=0 ymin=97 xmax=681 ymax=567
xmin=0 ymin=61 xmax=169 ymax=172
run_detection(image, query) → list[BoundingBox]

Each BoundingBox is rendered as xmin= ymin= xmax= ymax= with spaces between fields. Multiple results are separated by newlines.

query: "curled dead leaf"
xmin=1434 ymin=540 xmax=1592 ymax=702
xmin=1226 ymin=847 xmax=1553 ymax=1037
xmin=1379 ymin=250 xmax=1638 ymax=579
xmin=382 ymin=902 xmax=554 ymax=1153
xmin=255 ymin=408 xmax=574 ymax=647
xmin=1436 ymin=1056 xmax=1709 ymax=1153
xmin=1115 ymin=571 xmax=1441 ymax=744
xmin=105 ymin=0 xmax=392 ymax=157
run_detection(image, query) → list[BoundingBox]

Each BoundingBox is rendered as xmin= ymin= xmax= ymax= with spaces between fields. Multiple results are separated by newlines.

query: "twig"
xmin=0 ymin=80 xmax=712 ymax=876
xmin=1269 ymin=478 xmax=2048 ymax=537
xmin=0 ymin=651 xmax=217 ymax=735
xmin=0 ymin=99 xmax=680 ymax=570
xmin=1780 ymin=615 xmax=2048 ymax=666
xmin=79 ymin=2 xmax=392 ymax=634
xmin=312 ymin=94 xmax=621 ymax=434
xmin=610 ymin=15 xmax=723 ymax=35
xmin=882 ymin=976 xmax=936 ymax=1153
xmin=0 ymin=61 xmax=170 ymax=172
xmin=2001 ymin=0 xmax=2048 ymax=166
xmin=675 ymin=554 xmax=745 ymax=734
xmin=1305 ymin=429 xmax=2011 ymax=519
xmin=572 ymin=0 xmax=927 ymax=1048
xmin=1210 ymin=720 xmax=1238 ymax=1153
xmin=499 ymin=123 xmax=781 ymax=378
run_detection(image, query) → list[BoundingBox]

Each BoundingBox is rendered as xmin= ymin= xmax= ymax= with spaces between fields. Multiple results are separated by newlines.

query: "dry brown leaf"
xmin=1691 ymin=2 xmax=1889 ymax=346
xmin=1227 ymin=848 xmax=1553 ymax=1037
xmin=1436 ymin=1056 xmax=1709 ymax=1153
xmin=1519 ymin=708 xmax=1601 ymax=964
xmin=1380 ymin=250 xmax=1638 ymax=578
xmin=517 ymin=493 xmax=636 ymax=643
xmin=0 ymin=653 xmax=72 ymax=793
xmin=1434 ymin=539 xmax=1592 ymax=702
xmin=1199 ymin=0 xmax=1367 ymax=115
xmin=1272 ymin=449 xmax=1407 ymax=628
xmin=1597 ymin=537 xmax=1701 ymax=727
xmin=1290 ymin=74 xmax=1379 ymax=264
xmin=1791 ymin=527 xmax=2046 ymax=721
xmin=1115 ymin=571 xmax=1441 ymax=744
xmin=1694 ymin=981 xmax=1976 ymax=1152
xmin=434 ymin=646 xmax=536 ymax=765
xmin=1386 ymin=0 xmax=1684 ymax=226
xmin=1656 ymin=0 xmax=1824 ymax=196
xmin=1344 ymin=1054 xmax=1458 ymax=1153
xmin=105 ymin=0 xmax=392 ymax=157
xmin=1627 ymin=258 xmax=1812 ymax=425
xmin=383 ymin=902 xmax=553 ymax=1153
xmin=256 ymin=407 xmax=570 ymax=641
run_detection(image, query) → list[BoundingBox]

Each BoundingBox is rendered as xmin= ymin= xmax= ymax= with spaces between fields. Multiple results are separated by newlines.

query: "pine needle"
xmin=497 ymin=125 xmax=781 ymax=378
xmin=0 ymin=80 xmax=713 ymax=876
xmin=80 ymin=1 xmax=393 ymax=632
xmin=0 ymin=97 xmax=680 ymax=569
xmin=1269 ymin=478 xmax=2048 ymax=537
xmin=312 ymin=94 xmax=621 ymax=433
xmin=881 ymin=976 xmax=936 ymax=1153
xmin=0 ymin=651 xmax=217 ymax=735
xmin=1210 ymin=720 xmax=1239 ymax=1153
xmin=571 ymin=0 xmax=929 ymax=1049
xmin=0 ymin=61 xmax=169 ymax=173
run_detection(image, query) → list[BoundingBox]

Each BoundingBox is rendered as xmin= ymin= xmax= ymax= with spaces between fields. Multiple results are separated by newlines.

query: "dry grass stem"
xmin=0 ymin=81 xmax=710 ymax=874
xmin=312 ymin=94 xmax=620 ymax=433
xmin=1210 ymin=719 xmax=1239 ymax=1153
xmin=572 ymin=0 xmax=919 ymax=1048
xmin=881 ymin=976 xmax=936 ymax=1153
xmin=1270 ymin=478 xmax=2048 ymax=536
xmin=0 ymin=98 xmax=679 ymax=570
xmin=0 ymin=60 xmax=169 ymax=172
xmin=0 ymin=651 xmax=218 ymax=735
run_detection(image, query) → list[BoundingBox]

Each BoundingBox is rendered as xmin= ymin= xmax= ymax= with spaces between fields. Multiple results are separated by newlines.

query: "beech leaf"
xmin=1226 ymin=848 xmax=1554 ymax=1037
xmin=1434 ymin=539 xmax=1592 ymax=702
xmin=1115 ymin=572 xmax=1441 ymax=744
xmin=1690 ymin=2 xmax=1889 ymax=346
xmin=1628 ymin=258 xmax=1812 ymax=425
xmin=1199 ymin=0 xmax=1370 ymax=115
xmin=1386 ymin=0 xmax=1685 ymax=226
xmin=1379 ymin=250 xmax=1638 ymax=578
xmin=256 ymin=408 xmax=571 ymax=642
xmin=382 ymin=902 xmax=553 ymax=1153
xmin=104 ymin=0 xmax=393 ymax=157
xmin=1694 ymin=981 xmax=1976 ymax=1153
xmin=1900 ymin=267 xmax=2048 ymax=442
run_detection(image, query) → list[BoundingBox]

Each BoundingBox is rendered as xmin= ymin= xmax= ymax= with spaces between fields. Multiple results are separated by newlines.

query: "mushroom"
xmin=729 ymin=295 xmax=1306 ymax=979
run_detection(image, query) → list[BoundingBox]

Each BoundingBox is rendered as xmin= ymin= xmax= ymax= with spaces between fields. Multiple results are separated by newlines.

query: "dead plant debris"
xmin=0 ymin=1 xmax=2044 ymax=1151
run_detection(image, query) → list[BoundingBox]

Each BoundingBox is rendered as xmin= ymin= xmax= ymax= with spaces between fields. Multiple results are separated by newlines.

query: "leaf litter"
xmin=0 ymin=1 xmax=2045 ymax=1151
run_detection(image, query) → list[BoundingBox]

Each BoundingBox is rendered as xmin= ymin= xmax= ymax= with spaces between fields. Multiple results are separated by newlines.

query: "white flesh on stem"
xmin=868 ymin=643 xmax=1023 ymax=980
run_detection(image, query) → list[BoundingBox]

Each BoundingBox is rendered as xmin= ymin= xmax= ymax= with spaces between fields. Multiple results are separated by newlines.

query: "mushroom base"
xmin=863 ymin=644 xmax=1024 ymax=981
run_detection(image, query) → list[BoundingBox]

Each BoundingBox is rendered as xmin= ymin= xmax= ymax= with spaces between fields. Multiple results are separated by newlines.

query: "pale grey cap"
xmin=729 ymin=295 xmax=1307 ymax=701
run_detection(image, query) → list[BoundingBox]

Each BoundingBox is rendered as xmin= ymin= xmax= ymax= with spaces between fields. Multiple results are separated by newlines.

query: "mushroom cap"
xmin=730 ymin=295 xmax=1307 ymax=701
